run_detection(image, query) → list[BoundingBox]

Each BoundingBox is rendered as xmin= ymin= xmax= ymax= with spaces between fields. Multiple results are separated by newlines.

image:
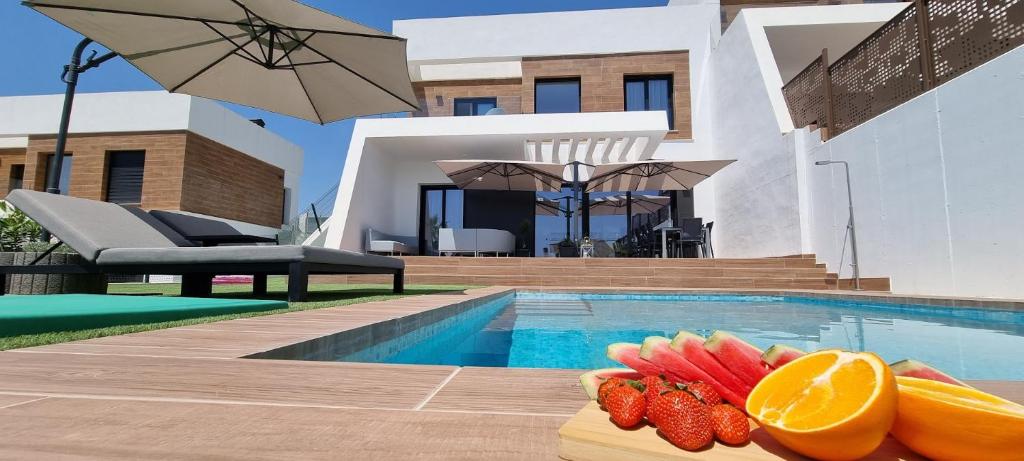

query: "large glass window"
xmin=44 ymin=154 xmax=73 ymax=195
xmin=454 ymin=97 xmax=497 ymax=116
xmin=105 ymin=151 xmax=146 ymax=205
xmin=419 ymin=186 xmax=464 ymax=256
xmin=625 ymin=75 xmax=674 ymax=129
xmin=8 ymin=165 xmax=24 ymax=192
xmin=535 ymin=78 xmax=581 ymax=114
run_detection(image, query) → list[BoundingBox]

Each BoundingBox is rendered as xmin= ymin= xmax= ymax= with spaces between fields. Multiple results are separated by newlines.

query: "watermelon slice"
xmin=639 ymin=336 xmax=748 ymax=408
xmin=579 ymin=368 xmax=643 ymax=399
xmin=703 ymin=331 xmax=770 ymax=388
xmin=669 ymin=331 xmax=752 ymax=396
xmin=762 ymin=344 xmax=806 ymax=369
xmin=606 ymin=343 xmax=664 ymax=377
xmin=890 ymin=359 xmax=971 ymax=387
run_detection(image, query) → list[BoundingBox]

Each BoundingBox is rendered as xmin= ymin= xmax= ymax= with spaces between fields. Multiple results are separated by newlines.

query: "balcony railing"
xmin=782 ymin=0 xmax=1023 ymax=139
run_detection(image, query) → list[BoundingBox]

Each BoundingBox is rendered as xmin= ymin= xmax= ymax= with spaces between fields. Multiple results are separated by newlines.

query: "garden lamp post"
xmin=815 ymin=160 xmax=861 ymax=290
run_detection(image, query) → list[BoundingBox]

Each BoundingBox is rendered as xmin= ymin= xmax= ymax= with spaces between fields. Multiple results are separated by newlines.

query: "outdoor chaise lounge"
xmin=0 ymin=190 xmax=404 ymax=301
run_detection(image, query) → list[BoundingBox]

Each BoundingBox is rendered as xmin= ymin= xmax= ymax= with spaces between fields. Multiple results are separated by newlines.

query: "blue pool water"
xmin=336 ymin=293 xmax=1024 ymax=381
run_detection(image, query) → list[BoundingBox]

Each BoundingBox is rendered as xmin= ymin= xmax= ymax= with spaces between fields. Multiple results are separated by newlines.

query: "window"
xmin=44 ymin=154 xmax=73 ymax=195
xmin=535 ymin=78 xmax=581 ymax=114
xmin=625 ymin=75 xmax=674 ymax=129
xmin=454 ymin=97 xmax=497 ymax=116
xmin=8 ymin=165 xmax=24 ymax=192
xmin=105 ymin=151 xmax=146 ymax=205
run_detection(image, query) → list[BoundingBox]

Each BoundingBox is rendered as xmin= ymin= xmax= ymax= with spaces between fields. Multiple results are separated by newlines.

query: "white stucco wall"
xmin=706 ymin=13 xmax=806 ymax=257
xmin=0 ymin=91 xmax=303 ymax=219
xmin=806 ymin=45 xmax=1024 ymax=299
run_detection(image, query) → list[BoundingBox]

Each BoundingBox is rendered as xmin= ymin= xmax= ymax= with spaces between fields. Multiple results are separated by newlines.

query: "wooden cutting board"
xmin=558 ymin=402 xmax=924 ymax=461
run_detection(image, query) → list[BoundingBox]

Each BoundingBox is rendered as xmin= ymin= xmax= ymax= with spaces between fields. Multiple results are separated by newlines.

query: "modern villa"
xmin=318 ymin=0 xmax=1024 ymax=299
xmin=0 ymin=0 xmax=1022 ymax=459
xmin=0 ymin=91 xmax=303 ymax=235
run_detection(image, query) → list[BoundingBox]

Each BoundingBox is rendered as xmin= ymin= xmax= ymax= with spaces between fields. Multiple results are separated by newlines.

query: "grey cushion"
xmin=6 ymin=190 xmax=180 ymax=262
xmin=122 ymin=207 xmax=196 ymax=247
xmin=96 ymin=245 xmax=404 ymax=270
xmin=149 ymin=210 xmax=243 ymax=239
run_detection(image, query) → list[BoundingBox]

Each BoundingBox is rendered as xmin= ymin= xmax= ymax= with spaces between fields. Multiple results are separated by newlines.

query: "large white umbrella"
xmin=434 ymin=160 xmax=567 ymax=192
xmin=586 ymin=160 xmax=735 ymax=192
xmin=24 ymin=0 xmax=420 ymax=124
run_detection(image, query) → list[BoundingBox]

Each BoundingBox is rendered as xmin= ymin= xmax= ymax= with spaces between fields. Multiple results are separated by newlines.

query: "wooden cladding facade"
xmin=1 ymin=131 xmax=285 ymax=227
xmin=411 ymin=51 xmax=691 ymax=140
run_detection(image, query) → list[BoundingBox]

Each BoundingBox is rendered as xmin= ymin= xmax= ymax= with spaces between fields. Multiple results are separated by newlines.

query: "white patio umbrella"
xmin=535 ymin=197 xmax=566 ymax=216
xmin=24 ymin=0 xmax=419 ymax=124
xmin=434 ymin=160 xmax=567 ymax=192
xmin=24 ymin=0 xmax=419 ymax=202
xmin=588 ymin=194 xmax=670 ymax=216
xmin=586 ymin=160 xmax=736 ymax=193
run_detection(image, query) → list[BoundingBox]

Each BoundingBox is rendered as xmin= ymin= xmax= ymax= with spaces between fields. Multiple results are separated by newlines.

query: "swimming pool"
xmin=334 ymin=292 xmax=1024 ymax=381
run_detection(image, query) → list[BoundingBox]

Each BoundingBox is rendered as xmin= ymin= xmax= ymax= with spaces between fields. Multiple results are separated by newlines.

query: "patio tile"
xmin=0 ymin=352 xmax=454 ymax=410
xmin=0 ymin=394 xmax=48 ymax=409
xmin=0 ymin=397 xmax=565 ymax=460
xmin=423 ymin=367 xmax=589 ymax=415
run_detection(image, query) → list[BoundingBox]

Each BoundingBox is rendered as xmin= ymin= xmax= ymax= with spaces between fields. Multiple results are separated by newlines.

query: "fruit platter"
xmin=558 ymin=330 xmax=1024 ymax=461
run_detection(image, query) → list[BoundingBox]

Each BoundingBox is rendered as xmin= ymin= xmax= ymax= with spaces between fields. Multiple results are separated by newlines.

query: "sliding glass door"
xmin=419 ymin=185 xmax=463 ymax=256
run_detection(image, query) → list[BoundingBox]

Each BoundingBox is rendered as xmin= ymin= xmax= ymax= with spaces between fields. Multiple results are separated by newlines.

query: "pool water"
xmin=336 ymin=293 xmax=1024 ymax=381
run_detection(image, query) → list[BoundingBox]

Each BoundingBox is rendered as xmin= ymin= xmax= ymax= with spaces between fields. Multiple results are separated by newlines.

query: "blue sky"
xmin=1 ymin=0 xmax=662 ymax=207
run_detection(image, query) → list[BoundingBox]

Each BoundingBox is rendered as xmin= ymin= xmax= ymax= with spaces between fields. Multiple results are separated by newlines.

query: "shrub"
xmin=0 ymin=202 xmax=42 ymax=252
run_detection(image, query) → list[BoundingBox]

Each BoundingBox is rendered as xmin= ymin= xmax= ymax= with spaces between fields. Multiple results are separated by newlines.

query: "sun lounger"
xmin=0 ymin=190 xmax=404 ymax=301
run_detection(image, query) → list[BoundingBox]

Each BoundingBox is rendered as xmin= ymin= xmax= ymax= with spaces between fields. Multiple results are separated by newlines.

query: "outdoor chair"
xmin=673 ymin=218 xmax=704 ymax=258
xmin=0 ymin=190 xmax=404 ymax=302
xmin=702 ymin=221 xmax=714 ymax=258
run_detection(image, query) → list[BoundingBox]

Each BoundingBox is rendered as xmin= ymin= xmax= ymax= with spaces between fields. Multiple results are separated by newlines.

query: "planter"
xmin=0 ymin=252 xmax=107 ymax=295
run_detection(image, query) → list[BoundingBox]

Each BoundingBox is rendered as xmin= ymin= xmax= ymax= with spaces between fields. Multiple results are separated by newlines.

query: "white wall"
xmin=0 ymin=91 xmax=303 ymax=219
xmin=806 ymin=45 xmax=1024 ymax=299
xmin=706 ymin=13 xmax=806 ymax=257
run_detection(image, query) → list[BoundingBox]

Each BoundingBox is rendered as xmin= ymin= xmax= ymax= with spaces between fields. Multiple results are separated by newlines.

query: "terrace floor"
xmin=0 ymin=286 xmax=1021 ymax=460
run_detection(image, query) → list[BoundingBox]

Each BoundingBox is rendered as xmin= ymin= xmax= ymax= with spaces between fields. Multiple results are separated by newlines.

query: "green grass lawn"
xmin=0 ymin=278 xmax=476 ymax=351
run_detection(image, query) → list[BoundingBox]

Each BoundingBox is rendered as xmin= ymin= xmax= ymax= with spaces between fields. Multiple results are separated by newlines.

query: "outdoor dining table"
xmin=659 ymin=227 xmax=683 ymax=258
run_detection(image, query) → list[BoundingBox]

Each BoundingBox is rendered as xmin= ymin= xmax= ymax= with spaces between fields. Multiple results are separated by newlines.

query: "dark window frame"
xmin=8 ymin=164 xmax=25 ymax=193
xmin=104 ymin=150 xmax=146 ymax=206
xmin=453 ymin=97 xmax=499 ymax=116
xmin=417 ymin=184 xmax=462 ymax=255
xmin=624 ymin=74 xmax=675 ymax=130
xmin=43 ymin=153 xmax=74 ymax=196
xmin=534 ymin=77 xmax=582 ymax=114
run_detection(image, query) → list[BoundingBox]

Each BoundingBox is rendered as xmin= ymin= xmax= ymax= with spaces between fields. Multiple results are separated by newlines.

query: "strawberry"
xmin=682 ymin=381 xmax=722 ymax=406
xmin=604 ymin=385 xmax=646 ymax=428
xmin=597 ymin=377 xmax=629 ymax=405
xmin=638 ymin=376 xmax=675 ymax=426
xmin=649 ymin=390 xmax=714 ymax=451
xmin=710 ymin=404 xmax=750 ymax=445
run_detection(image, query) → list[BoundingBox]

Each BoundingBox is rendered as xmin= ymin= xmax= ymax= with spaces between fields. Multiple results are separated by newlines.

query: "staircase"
xmin=317 ymin=255 xmax=836 ymax=290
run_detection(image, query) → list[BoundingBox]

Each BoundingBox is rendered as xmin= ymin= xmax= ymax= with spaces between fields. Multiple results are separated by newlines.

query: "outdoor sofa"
xmin=0 ymin=190 xmax=404 ymax=301
xmin=365 ymin=228 xmax=418 ymax=255
xmin=438 ymin=228 xmax=515 ymax=256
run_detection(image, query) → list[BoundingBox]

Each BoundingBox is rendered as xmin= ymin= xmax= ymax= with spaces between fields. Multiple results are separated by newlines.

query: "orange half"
xmin=745 ymin=350 xmax=897 ymax=460
xmin=891 ymin=376 xmax=1024 ymax=461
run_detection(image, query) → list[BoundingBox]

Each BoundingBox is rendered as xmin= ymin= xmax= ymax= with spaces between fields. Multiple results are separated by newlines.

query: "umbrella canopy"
xmin=586 ymin=160 xmax=735 ymax=192
xmin=24 ymin=0 xmax=420 ymax=123
xmin=535 ymin=197 xmax=567 ymax=216
xmin=589 ymin=194 xmax=670 ymax=216
xmin=434 ymin=160 xmax=567 ymax=192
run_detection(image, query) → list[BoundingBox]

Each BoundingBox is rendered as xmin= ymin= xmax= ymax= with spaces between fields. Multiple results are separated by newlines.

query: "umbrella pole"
xmin=40 ymin=38 xmax=118 ymax=240
xmin=572 ymin=162 xmax=581 ymax=249
xmin=626 ymin=191 xmax=632 ymax=256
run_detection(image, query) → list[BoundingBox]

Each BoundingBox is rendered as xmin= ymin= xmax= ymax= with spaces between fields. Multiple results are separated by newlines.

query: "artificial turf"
xmin=0 ymin=278 xmax=475 ymax=351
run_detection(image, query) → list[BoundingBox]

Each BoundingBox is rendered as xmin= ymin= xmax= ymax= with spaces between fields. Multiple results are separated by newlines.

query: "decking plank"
xmin=0 ymin=397 xmax=565 ymax=461
xmin=424 ymin=367 xmax=590 ymax=415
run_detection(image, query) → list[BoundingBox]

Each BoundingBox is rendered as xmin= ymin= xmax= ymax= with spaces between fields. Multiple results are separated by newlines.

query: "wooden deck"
xmin=0 ymin=286 xmax=1021 ymax=460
